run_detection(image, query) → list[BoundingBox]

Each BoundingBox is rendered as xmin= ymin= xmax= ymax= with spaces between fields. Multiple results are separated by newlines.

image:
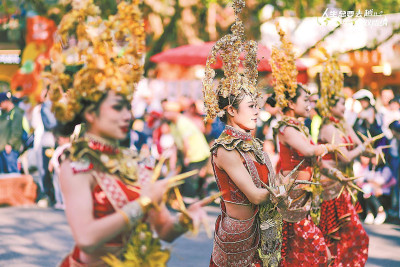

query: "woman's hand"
xmin=187 ymin=202 xmax=208 ymax=229
xmin=141 ymin=179 xmax=169 ymax=206
xmin=185 ymin=201 xmax=210 ymax=236
xmin=268 ymin=186 xmax=292 ymax=210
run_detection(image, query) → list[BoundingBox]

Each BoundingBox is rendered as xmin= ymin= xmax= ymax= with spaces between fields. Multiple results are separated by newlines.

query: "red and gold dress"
xmin=318 ymin=117 xmax=369 ymax=266
xmin=277 ymin=118 xmax=329 ymax=267
xmin=59 ymin=135 xmax=169 ymax=267
xmin=60 ymin=176 xmax=140 ymax=267
xmin=209 ymin=126 xmax=281 ymax=267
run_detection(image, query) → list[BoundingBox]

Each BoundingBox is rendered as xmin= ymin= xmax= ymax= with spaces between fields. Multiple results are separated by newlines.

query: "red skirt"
xmin=280 ymin=217 xmax=329 ymax=267
xmin=318 ymin=192 xmax=369 ymax=266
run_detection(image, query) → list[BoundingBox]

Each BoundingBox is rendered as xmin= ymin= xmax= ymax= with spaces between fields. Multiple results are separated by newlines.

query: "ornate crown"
xmin=46 ymin=0 xmax=145 ymax=122
xmin=202 ymin=0 xmax=261 ymax=122
xmin=316 ymin=47 xmax=344 ymax=117
xmin=270 ymin=22 xmax=299 ymax=108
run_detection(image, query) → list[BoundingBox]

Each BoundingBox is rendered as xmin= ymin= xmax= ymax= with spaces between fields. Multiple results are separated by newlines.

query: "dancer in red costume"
xmin=48 ymin=1 xmax=207 ymax=266
xmin=316 ymin=49 xmax=371 ymax=266
xmin=266 ymin=24 xmax=344 ymax=267
xmin=203 ymin=1 xmax=294 ymax=266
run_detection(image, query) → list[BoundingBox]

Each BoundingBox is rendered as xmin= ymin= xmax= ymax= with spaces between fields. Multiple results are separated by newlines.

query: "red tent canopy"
xmin=150 ymin=41 xmax=307 ymax=72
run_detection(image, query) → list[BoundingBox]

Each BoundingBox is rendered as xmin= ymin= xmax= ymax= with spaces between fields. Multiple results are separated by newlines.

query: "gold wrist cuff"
xmin=138 ymin=196 xmax=153 ymax=213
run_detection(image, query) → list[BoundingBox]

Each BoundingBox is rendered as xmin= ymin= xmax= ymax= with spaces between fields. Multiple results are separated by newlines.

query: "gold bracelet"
xmin=117 ymin=209 xmax=130 ymax=226
xmin=137 ymin=196 xmax=153 ymax=213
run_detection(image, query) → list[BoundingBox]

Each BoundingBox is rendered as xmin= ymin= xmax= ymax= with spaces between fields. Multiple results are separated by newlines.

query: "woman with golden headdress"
xmin=203 ymin=1 xmax=296 ymax=266
xmin=266 ymin=24 xmax=345 ymax=266
xmin=316 ymin=49 xmax=370 ymax=266
xmin=48 ymin=1 xmax=207 ymax=266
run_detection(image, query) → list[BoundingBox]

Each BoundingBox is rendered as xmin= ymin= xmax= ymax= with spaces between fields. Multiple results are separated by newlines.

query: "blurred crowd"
xmin=0 ymin=85 xmax=399 ymax=224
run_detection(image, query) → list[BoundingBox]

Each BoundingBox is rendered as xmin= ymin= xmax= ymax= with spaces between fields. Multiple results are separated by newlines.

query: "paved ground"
xmin=0 ymin=206 xmax=399 ymax=267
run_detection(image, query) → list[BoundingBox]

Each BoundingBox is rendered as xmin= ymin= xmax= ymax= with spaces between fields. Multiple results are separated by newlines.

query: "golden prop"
xmin=172 ymin=188 xmax=227 ymax=238
xmin=357 ymin=131 xmax=386 ymax=163
xmin=151 ymin=157 xmax=167 ymax=182
xmin=357 ymin=130 xmax=384 ymax=149
xmin=337 ymin=183 xmax=360 ymax=202
xmin=257 ymin=160 xmax=319 ymax=208
xmin=330 ymin=171 xmax=363 ymax=202
xmin=197 ymin=190 xmax=227 ymax=207
xmin=173 ymin=187 xmax=198 ymax=235
xmin=167 ymin=170 xmax=199 ymax=185
xmin=329 ymin=131 xmax=353 ymax=163
xmin=374 ymin=144 xmax=392 ymax=164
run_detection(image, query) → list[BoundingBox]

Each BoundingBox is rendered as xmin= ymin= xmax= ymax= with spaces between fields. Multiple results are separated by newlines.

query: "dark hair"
xmin=218 ymin=92 xmax=246 ymax=123
xmin=266 ymin=84 xmax=305 ymax=113
xmin=55 ymin=92 xmax=109 ymax=136
xmin=389 ymin=120 xmax=400 ymax=133
xmin=389 ymin=96 xmax=400 ymax=105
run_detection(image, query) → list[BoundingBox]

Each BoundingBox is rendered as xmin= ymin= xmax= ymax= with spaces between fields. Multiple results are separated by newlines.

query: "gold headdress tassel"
xmin=270 ymin=22 xmax=298 ymax=108
xmin=316 ymin=47 xmax=344 ymax=117
xmin=202 ymin=0 xmax=261 ymax=122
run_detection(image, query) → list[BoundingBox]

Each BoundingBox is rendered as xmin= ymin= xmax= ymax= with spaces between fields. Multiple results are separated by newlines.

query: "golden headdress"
xmin=316 ymin=48 xmax=344 ymax=117
xmin=202 ymin=0 xmax=261 ymax=122
xmin=46 ymin=0 xmax=145 ymax=122
xmin=270 ymin=23 xmax=299 ymax=108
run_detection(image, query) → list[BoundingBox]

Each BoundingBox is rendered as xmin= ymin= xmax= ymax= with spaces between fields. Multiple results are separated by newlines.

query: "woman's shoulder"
xmin=60 ymin=157 xmax=94 ymax=179
xmin=213 ymin=146 xmax=242 ymax=166
xmin=59 ymin=146 xmax=94 ymax=175
xmin=319 ymin=122 xmax=336 ymax=136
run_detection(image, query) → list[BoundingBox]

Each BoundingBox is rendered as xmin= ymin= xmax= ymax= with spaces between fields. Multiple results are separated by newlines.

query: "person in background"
xmin=343 ymin=86 xmax=358 ymax=127
xmin=316 ymin=50 xmax=370 ymax=266
xmin=388 ymin=120 xmax=400 ymax=218
xmin=267 ymin=26 xmax=343 ymax=266
xmin=0 ymin=92 xmax=24 ymax=173
xmin=355 ymin=156 xmax=396 ymax=225
xmin=205 ymin=116 xmax=224 ymax=143
xmin=184 ymin=100 xmax=206 ymax=134
xmin=129 ymin=119 xmax=148 ymax=152
xmin=48 ymin=128 xmax=71 ymax=210
xmin=39 ymin=93 xmax=57 ymax=207
xmin=162 ymin=101 xmax=210 ymax=202
xmin=353 ymin=89 xmax=385 ymax=146
xmin=378 ymin=88 xmax=397 ymax=139
xmin=259 ymin=93 xmax=280 ymax=142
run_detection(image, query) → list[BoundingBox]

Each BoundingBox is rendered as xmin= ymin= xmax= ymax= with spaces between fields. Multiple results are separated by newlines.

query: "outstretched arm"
xmin=319 ymin=124 xmax=369 ymax=163
xmin=60 ymin=161 xmax=128 ymax=254
xmin=279 ymin=126 xmax=328 ymax=157
xmin=60 ymin=161 xmax=169 ymax=254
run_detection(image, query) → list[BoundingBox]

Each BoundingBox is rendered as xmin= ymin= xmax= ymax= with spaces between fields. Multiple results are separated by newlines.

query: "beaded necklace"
xmin=211 ymin=125 xmax=265 ymax=164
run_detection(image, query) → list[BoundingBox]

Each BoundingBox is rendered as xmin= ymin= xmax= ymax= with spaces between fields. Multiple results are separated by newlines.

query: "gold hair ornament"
xmin=202 ymin=0 xmax=261 ymax=122
xmin=270 ymin=22 xmax=298 ymax=108
xmin=316 ymin=47 xmax=344 ymax=117
xmin=46 ymin=0 xmax=145 ymax=122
